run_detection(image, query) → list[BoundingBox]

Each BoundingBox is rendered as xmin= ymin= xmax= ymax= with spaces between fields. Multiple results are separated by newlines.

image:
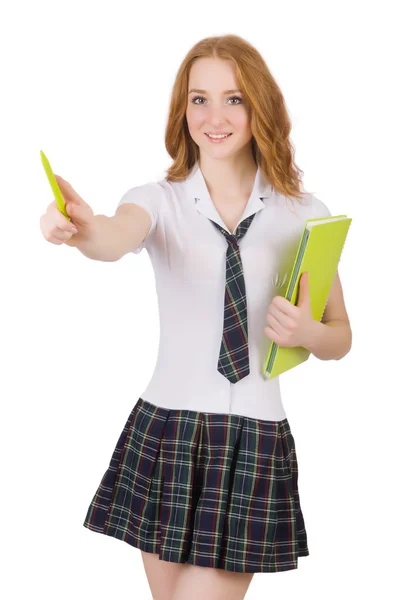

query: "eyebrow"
xmin=188 ymin=88 xmax=242 ymax=95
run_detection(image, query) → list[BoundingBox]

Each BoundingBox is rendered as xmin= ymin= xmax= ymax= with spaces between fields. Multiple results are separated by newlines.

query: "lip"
xmin=205 ymin=132 xmax=232 ymax=136
xmin=204 ymin=132 xmax=233 ymax=144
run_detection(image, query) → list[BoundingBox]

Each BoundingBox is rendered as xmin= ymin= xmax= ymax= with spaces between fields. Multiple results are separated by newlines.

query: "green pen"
xmin=40 ymin=150 xmax=70 ymax=220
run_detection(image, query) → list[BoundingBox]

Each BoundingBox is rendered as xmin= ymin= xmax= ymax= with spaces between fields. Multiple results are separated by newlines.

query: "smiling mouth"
xmin=205 ymin=133 xmax=233 ymax=137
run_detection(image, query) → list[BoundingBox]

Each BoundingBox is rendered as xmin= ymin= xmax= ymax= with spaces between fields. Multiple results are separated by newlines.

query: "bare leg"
xmin=171 ymin=563 xmax=255 ymax=600
xmin=141 ymin=551 xmax=187 ymax=600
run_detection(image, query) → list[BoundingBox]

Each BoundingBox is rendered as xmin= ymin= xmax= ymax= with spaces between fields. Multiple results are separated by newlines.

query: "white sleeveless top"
xmin=116 ymin=161 xmax=331 ymax=421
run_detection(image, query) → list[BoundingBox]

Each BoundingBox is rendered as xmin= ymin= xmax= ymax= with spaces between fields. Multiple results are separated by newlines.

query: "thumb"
xmin=297 ymin=271 xmax=310 ymax=307
xmin=54 ymin=174 xmax=94 ymax=226
xmin=54 ymin=175 xmax=86 ymax=207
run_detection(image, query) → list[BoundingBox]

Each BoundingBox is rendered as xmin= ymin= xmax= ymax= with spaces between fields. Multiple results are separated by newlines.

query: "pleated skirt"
xmin=83 ymin=397 xmax=309 ymax=573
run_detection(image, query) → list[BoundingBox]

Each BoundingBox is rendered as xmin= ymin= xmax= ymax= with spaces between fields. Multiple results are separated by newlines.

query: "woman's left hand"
xmin=264 ymin=271 xmax=317 ymax=348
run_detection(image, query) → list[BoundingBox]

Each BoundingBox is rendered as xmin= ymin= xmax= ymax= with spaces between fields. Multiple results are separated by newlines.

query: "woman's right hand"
xmin=40 ymin=175 xmax=95 ymax=245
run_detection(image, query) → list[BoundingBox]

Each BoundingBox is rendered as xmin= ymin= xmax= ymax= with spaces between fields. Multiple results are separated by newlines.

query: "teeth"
xmin=208 ymin=133 xmax=230 ymax=139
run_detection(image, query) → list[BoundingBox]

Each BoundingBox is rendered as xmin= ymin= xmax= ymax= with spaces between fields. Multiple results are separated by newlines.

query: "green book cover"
xmin=263 ymin=215 xmax=352 ymax=379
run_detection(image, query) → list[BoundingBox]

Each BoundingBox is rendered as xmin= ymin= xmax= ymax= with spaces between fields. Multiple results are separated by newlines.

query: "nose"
xmin=207 ymin=104 xmax=229 ymax=124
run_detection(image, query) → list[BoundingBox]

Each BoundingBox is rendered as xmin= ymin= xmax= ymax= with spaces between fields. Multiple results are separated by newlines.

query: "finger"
xmin=50 ymin=195 xmax=91 ymax=227
xmin=297 ymin=272 xmax=310 ymax=304
xmin=272 ymin=295 xmax=298 ymax=316
xmin=268 ymin=304 xmax=294 ymax=329
xmin=264 ymin=325 xmax=281 ymax=345
xmin=54 ymin=175 xmax=85 ymax=206
xmin=57 ymin=225 xmax=76 ymax=237
xmin=54 ymin=216 xmax=78 ymax=234
xmin=48 ymin=206 xmax=78 ymax=232
xmin=266 ymin=313 xmax=288 ymax=336
xmin=49 ymin=225 xmax=77 ymax=243
xmin=64 ymin=201 xmax=93 ymax=226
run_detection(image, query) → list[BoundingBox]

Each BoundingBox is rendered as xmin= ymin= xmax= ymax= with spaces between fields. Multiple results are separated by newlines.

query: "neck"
xmin=198 ymin=150 xmax=257 ymax=200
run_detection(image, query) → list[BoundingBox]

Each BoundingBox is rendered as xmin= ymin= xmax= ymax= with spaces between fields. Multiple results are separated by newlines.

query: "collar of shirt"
xmin=185 ymin=161 xmax=274 ymax=235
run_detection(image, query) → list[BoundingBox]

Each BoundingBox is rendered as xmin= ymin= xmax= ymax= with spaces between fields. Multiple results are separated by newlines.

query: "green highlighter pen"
xmin=40 ymin=150 xmax=70 ymax=220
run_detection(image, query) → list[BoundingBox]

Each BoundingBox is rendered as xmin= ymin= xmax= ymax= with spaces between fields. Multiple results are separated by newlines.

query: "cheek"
xmin=186 ymin=107 xmax=205 ymax=131
xmin=232 ymin=111 xmax=250 ymax=132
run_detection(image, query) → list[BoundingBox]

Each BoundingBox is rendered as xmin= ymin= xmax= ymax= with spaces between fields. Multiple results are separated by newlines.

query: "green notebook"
xmin=263 ymin=214 xmax=352 ymax=379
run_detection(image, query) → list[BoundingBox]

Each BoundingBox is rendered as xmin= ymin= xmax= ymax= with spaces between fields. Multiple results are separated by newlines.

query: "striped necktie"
xmin=210 ymin=213 xmax=256 ymax=383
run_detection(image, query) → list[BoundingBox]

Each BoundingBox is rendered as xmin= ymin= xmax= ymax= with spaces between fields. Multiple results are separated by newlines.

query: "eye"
xmin=191 ymin=95 xmax=243 ymax=105
xmin=228 ymin=96 xmax=243 ymax=105
xmin=191 ymin=95 xmax=205 ymax=105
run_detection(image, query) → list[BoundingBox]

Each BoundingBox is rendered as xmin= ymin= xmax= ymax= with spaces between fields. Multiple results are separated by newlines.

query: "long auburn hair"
xmin=164 ymin=34 xmax=311 ymax=202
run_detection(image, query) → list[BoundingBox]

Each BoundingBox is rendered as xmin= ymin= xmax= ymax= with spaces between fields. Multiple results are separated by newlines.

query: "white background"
xmin=1 ymin=0 xmax=396 ymax=598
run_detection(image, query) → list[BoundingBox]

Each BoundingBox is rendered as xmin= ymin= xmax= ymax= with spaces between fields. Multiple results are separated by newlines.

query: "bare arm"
xmin=65 ymin=203 xmax=152 ymax=262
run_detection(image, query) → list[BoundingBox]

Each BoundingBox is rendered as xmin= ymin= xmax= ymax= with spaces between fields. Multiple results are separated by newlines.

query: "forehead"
xmin=188 ymin=58 xmax=238 ymax=90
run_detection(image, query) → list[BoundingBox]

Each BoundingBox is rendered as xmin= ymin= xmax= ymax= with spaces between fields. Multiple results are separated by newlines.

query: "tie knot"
xmin=212 ymin=213 xmax=256 ymax=244
xmin=216 ymin=226 xmax=239 ymax=244
xmin=225 ymin=231 xmax=238 ymax=244
xmin=227 ymin=233 xmax=239 ymax=245
xmin=220 ymin=229 xmax=239 ymax=248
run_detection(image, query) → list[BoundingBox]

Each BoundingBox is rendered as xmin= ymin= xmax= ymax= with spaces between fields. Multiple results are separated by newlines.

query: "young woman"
xmin=73 ymin=34 xmax=351 ymax=600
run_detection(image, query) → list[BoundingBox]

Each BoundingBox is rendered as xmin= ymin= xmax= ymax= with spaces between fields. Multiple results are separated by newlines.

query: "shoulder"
xmin=119 ymin=179 xmax=167 ymax=203
xmin=303 ymin=192 xmax=332 ymax=218
xmin=271 ymin=190 xmax=331 ymax=219
xmin=117 ymin=177 xmax=174 ymax=216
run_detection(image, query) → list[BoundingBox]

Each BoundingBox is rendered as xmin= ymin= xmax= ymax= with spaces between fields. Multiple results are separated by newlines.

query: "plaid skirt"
xmin=83 ymin=397 xmax=309 ymax=573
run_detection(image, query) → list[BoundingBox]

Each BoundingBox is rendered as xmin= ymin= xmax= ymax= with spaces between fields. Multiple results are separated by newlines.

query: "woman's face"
xmin=185 ymin=57 xmax=252 ymax=158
